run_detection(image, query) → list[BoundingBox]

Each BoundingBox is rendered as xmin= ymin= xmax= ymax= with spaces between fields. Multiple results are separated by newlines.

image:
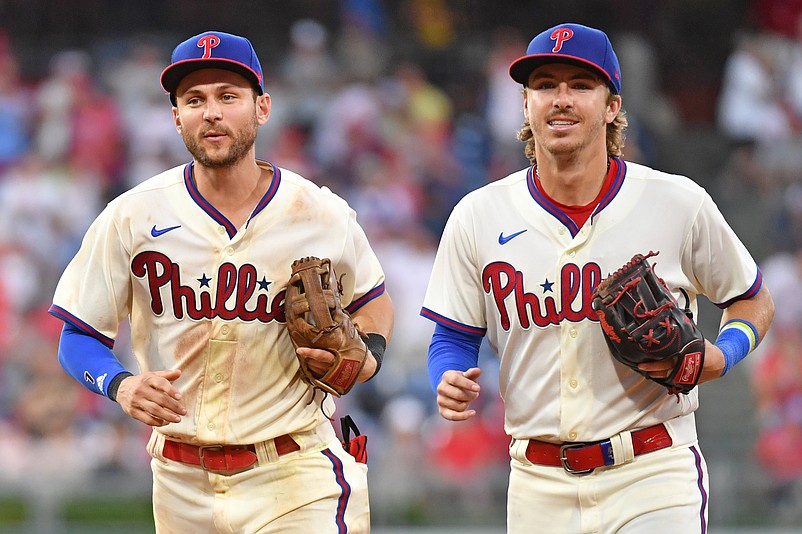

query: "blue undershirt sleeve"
xmin=427 ymin=323 xmax=483 ymax=392
xmin=58 ymin=322 xmax=131 ymax=399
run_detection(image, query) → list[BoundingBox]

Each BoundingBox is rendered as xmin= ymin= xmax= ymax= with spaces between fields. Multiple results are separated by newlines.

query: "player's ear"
xmin=256 ymin=92 xmax=271 ymax=125
xmin=605 ymin=93 xmax=622 ymax=124
xmin=173 ymin=108 xmax=183 ymax=133
xmin=522 ymin=87 xmax=529 ymax=119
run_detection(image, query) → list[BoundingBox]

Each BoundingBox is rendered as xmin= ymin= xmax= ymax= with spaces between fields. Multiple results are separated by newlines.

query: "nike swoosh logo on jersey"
xmin=498 ymin=229 xmax=527 ymax=244
xmin=151 ymin=224 xmax=181 ymax=237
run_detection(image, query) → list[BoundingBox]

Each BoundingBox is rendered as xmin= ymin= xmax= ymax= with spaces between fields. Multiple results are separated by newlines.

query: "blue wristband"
xmin=715 ymin=320 xmax=758 ymax=376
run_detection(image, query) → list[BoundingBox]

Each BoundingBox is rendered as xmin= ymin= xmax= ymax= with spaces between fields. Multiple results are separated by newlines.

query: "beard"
xmin=183 ymin=114 xmax=258 ymax=168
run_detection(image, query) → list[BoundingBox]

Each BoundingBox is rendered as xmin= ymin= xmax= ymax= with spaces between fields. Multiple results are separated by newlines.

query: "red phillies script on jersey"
xmin=131 ymin=251 xmax=285 ymax=323
xmin=482 ymin=261 xmax=602 ymax=330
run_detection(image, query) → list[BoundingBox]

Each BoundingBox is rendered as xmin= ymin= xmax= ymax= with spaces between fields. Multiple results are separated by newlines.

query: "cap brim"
xmin=160 ymin=58 xmax=263 ymax=95
xmin=509 ymin=54 xmax=614 ymax=90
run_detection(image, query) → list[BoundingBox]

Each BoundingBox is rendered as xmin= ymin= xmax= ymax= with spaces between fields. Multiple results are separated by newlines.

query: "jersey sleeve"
xmin=687 ymin=192 xmax=762 ymax=307
xmin=49 ymin=203 xmax=132 ymax=343
xmin=421 ymin=201 xmax=488 ymax=334
xmin=339 ymin=207 xmax=386 ymax=314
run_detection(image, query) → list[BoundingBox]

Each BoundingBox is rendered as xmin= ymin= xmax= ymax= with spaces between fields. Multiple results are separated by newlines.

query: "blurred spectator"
xmin=104 ymin=40 xmax=188 ymax=187
xmin=66 ymin=67 xmax=125 ymax=193
xmin=751 ymin=248 xmax=802 ymax=524
xmin=279 ymin=19 xmax=339 ymax=129
xmin=782 ymin=12 xmax=802 ymax=124
xmin=753 ymin=0 xmax=802 ymax=38
xmin=32 ymin=50 xmax=92 ymax=166
xmin=716 ymin=30 xmax=802 ymax=196
xmin=716 ymin=31 xmax=797 ymax=147
xmin=404 ymin=0 xmax=457 ymax=51
xmin=0 ymin=31 xmax=32 ymax=173
xmin=613 ymin=32 xmax=680 ymax=138
xmin=483 ymin=28 xmax=528 ymax=178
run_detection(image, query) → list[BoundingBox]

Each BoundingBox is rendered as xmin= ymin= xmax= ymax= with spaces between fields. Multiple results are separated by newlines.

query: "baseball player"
xmin=49 ymin=31 xmax=393 ymax=533
xmin=421 ymin=23 xmax=774 ymax=533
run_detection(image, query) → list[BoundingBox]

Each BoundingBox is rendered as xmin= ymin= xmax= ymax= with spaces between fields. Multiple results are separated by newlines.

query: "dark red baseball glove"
xmin=592 ymin=251 xmax=705 ymax=394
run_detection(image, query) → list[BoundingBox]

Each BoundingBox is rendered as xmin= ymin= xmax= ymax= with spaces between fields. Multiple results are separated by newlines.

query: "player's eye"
xmin=532 ymin=81 xmax=556 ymax=90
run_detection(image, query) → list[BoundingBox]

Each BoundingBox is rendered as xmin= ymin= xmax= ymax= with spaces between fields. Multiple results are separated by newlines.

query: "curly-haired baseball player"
xmin=421 ymin=22 xmax=774 ymax=532
xmin=49 ymin=30 xmax=393 ymax=533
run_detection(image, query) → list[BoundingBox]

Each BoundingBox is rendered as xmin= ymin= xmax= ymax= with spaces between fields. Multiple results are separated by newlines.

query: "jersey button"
xmin=218 ymin=226 xmax=226 ymax=234
xmin=568 ymin=251 xmax=576 ymax=258
xmin=569 ymin=379 xmax=578 ymax=388
xmin=569 ymin=328 xmax=578 ymax=338
xmin=215 ymin=374 xmax=223 ymax=383
xmin=225 ymin=247 xmax=234 ymax=256
xmin=207 ymin=422 xmax=216 ymax=430
xmin=568 ymin=431 xmax=578 ymax=441
xmin=221 ymin=325 xmax=230 ymax=335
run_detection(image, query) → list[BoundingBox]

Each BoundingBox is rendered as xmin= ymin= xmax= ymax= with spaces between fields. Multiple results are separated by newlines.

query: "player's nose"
xmin=553 ymin=83 xmax=574 ymax=108
xmin=203 ymin=100 xmax=223 ymax=121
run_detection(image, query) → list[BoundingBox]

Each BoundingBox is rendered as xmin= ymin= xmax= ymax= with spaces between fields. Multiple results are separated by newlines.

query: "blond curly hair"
xmin=516 ymin=91 xmax=628 ymax=165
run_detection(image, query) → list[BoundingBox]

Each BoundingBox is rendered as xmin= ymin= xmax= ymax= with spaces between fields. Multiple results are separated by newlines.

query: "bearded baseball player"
xmin=421 ymin=23 xmax=774 ymax=533
xmin=49 ymin=30 xmax=393 ymax=533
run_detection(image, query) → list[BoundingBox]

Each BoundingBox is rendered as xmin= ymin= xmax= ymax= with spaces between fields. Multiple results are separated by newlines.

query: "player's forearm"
xmin=719 ymin=284 xmax=774 ymax=343
xmin=57 ymin=322 xmax=132 ymax=399
xmin=714 ymin=284 xmax=775 ymax=377
xmin=427 ymin=323 xmax=483 ymax=392
xmin=351 ymin=292 xmax=393 ymax=381
xmin=351 ymin=291 xmax=394 ymax=342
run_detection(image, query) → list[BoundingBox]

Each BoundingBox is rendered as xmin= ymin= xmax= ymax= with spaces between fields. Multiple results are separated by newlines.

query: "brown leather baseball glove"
xmin=284 ymin=257 xmax=367 ymax=396
xmin=592 ymin=251 xmax=705 ymax=395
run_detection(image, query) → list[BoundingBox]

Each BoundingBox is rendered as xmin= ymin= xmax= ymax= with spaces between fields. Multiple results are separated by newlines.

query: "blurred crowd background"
xmin=1 ymin=0 xmax=802 ymax=531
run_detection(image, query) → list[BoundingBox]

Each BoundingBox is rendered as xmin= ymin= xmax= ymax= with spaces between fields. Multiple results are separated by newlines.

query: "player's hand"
xmin=638 ymin=342 xmax=725 ymax=385
xmin=436 ymin=367 xmax=481 ymax=421
xmin=115 ymin=369 xmax=187 ymax=427
xmin=699 ymin=340 xmax=725 ymax=383
xmin=295 ymin=347 xmax=378 ymax=383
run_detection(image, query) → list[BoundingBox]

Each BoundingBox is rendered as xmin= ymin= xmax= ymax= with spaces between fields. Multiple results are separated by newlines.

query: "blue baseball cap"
xmin=160 ymin=31 xmax=264 ymax=105
xmin=509 ymin=23 xmax=621 ymax=94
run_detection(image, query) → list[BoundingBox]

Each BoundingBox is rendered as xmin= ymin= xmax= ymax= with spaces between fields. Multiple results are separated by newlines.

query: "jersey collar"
xmin=183 ymin=160 xmax=282 ymax=239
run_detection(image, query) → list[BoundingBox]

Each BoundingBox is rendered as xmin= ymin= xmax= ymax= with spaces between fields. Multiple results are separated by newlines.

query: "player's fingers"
xmin=126 ymin=372 xmax=183 ymax=401
xmin=296 ymin=347 xmax=335 ymax=367
xmin=438 ymin=405 xmax=477 ymax=421
xmin=441 ymin=370 xmax=481 ymax=393
xmin=437 ymin=381 xmax=480 ymax=404
xmin=134 ymin=397 xmax=185 ymax=425
xmin=127 ymin=408 xmax=171 ymax=427
xmin=296 ymin=347 xmax=335 ymax=377
xmin=118 ymin=380 xmax=186 ymax=424
xmin=463 ymin=367 xmax=481 ymax=381
xmin=154 ymin=368 xmax=182 ymax=383
xmin=637 ymin=360 xmax=675 ymax=378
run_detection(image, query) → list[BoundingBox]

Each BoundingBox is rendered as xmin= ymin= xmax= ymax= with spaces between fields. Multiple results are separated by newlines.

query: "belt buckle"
xmin=559 ymin=443 xmax=595 ymax=475
xmin=198 ymin=445 xmax=254 ymax=475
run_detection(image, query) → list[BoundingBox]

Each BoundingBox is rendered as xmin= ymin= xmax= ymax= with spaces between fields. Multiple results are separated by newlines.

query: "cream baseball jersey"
xmin=422 ymin=158 xmax=762 ymax=442
xmin=50 ymin=160 xmax=385 ymax=445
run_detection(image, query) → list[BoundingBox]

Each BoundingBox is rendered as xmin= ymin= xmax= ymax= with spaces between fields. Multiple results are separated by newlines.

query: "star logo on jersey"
xmin=498 ymin=229 xmax=527 ymax=245
xmin=151 ymin=224 xmax=181 ymax=237
xmin=258 ymin=276 xmax=271 ymax=291
xmin=541 ymin=278 xmax=554 ymax=292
